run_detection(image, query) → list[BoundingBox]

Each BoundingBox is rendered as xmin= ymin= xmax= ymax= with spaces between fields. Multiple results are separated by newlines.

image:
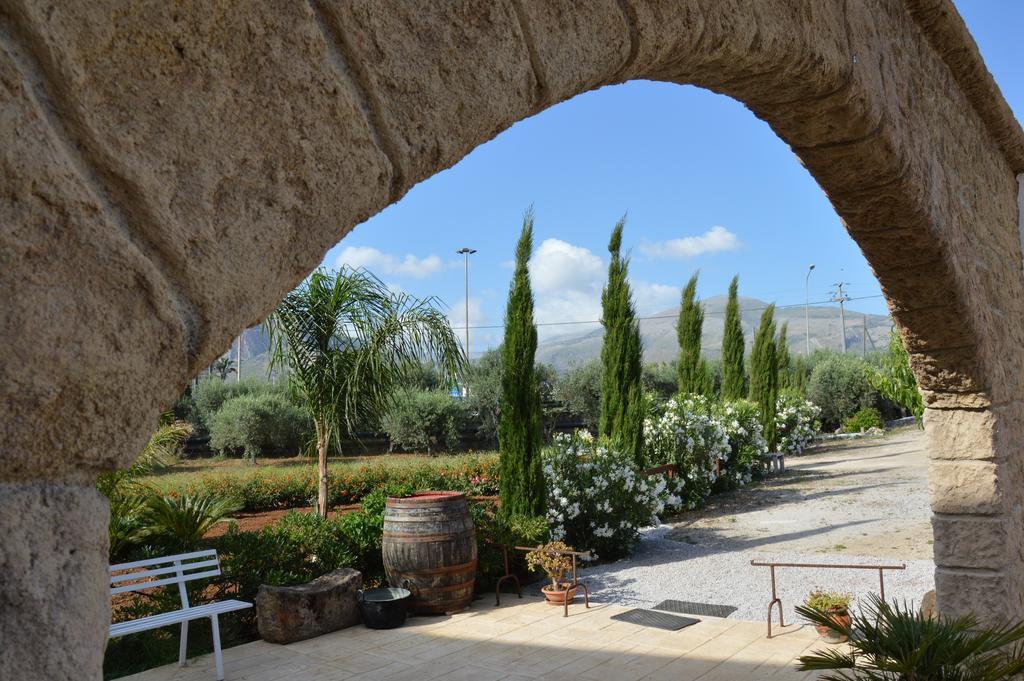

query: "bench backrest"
xmin=110 ymin=549 xmax=222 ymax=609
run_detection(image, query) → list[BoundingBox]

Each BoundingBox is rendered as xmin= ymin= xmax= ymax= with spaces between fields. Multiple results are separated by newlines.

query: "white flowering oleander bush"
xmin=777 ymin=391 xmax=821 ymax=454
xmin=643 ymin=395 xmax=729 ymax=511
xmin=542 ymin=431 xmax=665 ymax=560
xmin=714 ymin=399 xmax=769 ymax=487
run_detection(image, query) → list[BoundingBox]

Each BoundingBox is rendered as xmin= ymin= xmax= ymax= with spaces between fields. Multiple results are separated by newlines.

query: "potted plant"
xmin=526 ymin=541 xmax=577 ymax=606
xmin=803 ymin=589 xmax=853 ymax=643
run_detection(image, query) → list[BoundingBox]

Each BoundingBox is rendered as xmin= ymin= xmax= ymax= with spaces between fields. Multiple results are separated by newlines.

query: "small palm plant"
xmin=143 ymin=494 xmax=242 ymax=550
xmin=796 ymin=594 xmax=1024 ymax=680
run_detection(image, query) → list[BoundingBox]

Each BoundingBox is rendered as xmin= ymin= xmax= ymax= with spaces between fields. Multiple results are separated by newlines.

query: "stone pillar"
xmin=927 ymin=405 xmax=1024 ymax=621
xmin=0 ymin=484 xmax=109 ymax=680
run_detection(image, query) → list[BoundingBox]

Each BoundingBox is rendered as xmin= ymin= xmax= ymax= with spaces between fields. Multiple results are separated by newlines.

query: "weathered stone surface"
xmin=2 ymin=0 xmax=1024 ymax=677
xmin=920 ymin=590 xmax=937 ymax=620
xmin=931 ymin=514 xmax=1007 ymax=569
xmin=256 ymin=569 xmax=362 ymax=644
xmin=322 ymin=0 xmax=537 ymax=189
xmin=0 ymin=484 xmax=108 ymax=680
xmin=3 ymin=0 xmax=394 ymax=378
xmin=515 ymin=0 xmax=630 ymax=101
xmin=924 ymin=409 xmax=997 ymax=461
xmin=928 ymin=461 xmax=1001 ymax=516
xmin=935 ymin=568 xmax=1012 ymax=622
xmin=0 ymin=39 xmax=186 ymax=479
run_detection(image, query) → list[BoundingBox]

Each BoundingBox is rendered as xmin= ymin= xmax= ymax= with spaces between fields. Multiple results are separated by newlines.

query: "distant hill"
xmin=219 ymin=296 xmax=894 ymax=377
xmin=535 ymin=295 xmax=893 ymax=371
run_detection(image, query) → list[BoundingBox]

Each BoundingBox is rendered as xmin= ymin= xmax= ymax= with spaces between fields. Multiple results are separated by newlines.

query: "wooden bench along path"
xmin=109 ymin=549 xmax=251 ymax=681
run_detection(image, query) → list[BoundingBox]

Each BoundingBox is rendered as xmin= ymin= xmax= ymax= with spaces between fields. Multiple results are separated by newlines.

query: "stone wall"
xmin=1 ymin=1 xmax=1023 ymax=679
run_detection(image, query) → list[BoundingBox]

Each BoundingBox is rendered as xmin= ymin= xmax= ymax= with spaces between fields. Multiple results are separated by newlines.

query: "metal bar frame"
xmin=749 ymin=560 xmax=906 ymax=638
xmin=493 ymin=545 xmax=592 ymax=616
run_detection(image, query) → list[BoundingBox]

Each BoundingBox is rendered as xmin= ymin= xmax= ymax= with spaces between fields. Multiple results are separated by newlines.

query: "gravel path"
xmin=581 ymin=429 xmax=935 ymax=622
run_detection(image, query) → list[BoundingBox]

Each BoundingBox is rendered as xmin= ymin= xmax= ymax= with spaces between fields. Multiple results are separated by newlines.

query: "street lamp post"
xmin=456 ymin=248 xmax=477 ymax=362
xmin=805 ymin=264 xmax=816 ymax=355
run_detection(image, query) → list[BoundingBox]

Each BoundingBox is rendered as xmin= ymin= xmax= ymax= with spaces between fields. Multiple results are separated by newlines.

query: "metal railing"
xmin=749 ymin=559 xmax=906 ymax=638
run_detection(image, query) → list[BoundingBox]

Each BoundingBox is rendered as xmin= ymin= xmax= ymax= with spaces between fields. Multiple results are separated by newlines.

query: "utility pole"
xmin=804 ymin=264 xmax=816 ymax=355
xmin=862 ymin=315 xmax=867 ymax=356
xmin=236 ymin=333 xmax=242 ymax=381
xmin=830 ymin=282 xmax=851 ymax=353
xmin=456 ymin=247 xmax=477 ymax=363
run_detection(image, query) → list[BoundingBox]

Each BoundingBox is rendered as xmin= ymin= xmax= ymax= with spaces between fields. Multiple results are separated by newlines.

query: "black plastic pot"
xmin=357 ymin=587 xmax=411 ymax=629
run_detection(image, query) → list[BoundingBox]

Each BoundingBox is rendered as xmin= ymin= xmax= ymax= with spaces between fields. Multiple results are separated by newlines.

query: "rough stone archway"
xmin=2 ymin=1 xmax=1023 ymax=679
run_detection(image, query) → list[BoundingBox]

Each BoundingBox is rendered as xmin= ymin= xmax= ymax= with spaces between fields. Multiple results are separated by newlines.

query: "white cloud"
xmin=638 ymin=225 xmax=741 ymax=259
xmin=529 ymin=238 xmax=605 ymax=295
xmin=335 ymin=246 xmax=443 ymax=278
xmin=631 ymin=280 xmax=679 ymax=314
xmin=524 ymin=238 xmax=676 ymax=340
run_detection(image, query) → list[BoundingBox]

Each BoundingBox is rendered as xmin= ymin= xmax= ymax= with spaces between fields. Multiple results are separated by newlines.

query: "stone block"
xmin=935 ymin=567 xmax=1011 ymax=622
xmin=925 ymin=409 xmax=997 ymax=461
xmin=931 ymin=514 xmax=1007 ymax=569
xmin=256 ymin=568 xmax=362 ymax=644
xmin=929 ymin=461 xmax=1001 ymax=515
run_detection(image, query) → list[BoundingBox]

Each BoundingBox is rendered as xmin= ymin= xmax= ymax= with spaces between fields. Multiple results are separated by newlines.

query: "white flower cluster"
xmin=714 ymin=399 xmax=769 ymax=486
xmin=542 ymin=431 xmax=664 ymax=559
xmin=643 ymin=396 xmax=730 ymax=511
xmin=777 ymin=393 xmax=821 ymax=454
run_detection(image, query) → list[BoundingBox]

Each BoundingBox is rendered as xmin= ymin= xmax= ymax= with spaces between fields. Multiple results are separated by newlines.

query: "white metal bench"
xmin=109 ymin=549 xmax=251 ymax=681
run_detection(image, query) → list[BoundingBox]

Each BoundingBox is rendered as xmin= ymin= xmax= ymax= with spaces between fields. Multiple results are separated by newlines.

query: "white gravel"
xmin=577 ymin=429 xmax=936 ymax=622
xmin=582 ymin=524 xmax=935 ymax=622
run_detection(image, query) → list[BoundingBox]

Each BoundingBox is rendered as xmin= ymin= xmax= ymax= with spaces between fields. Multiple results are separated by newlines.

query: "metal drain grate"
xmin=652 ymin=600 xmax=737 ymax=619
xmin=611 ymin=609 xmax=700 ymax=631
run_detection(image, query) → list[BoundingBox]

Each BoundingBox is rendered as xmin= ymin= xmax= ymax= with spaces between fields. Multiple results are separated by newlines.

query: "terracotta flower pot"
xmin=814 ymin=608 xmax=851 ymax=643
xmin=541 ymin=583 xmax=577 ymax=606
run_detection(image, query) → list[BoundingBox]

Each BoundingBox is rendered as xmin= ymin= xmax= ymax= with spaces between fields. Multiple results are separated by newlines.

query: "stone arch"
xmin=2 ymin=2 xmax=1023 ymax=679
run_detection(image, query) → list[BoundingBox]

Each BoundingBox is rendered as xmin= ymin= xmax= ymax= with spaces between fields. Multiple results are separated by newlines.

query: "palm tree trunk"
xmin=316 ymin=421 xmax=329 ymax=518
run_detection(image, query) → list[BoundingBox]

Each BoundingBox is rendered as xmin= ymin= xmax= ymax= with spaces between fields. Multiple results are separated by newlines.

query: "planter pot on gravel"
xmin=256 ymin=568 xmax=362 ymax=644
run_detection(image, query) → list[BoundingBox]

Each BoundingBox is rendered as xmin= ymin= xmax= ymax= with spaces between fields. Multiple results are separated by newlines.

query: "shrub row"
xmin=149 ymin=455 xmax=499 ymax=513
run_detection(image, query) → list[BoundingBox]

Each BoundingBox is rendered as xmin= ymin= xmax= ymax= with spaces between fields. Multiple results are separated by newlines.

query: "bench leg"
xmin=210 ymin=614 xmax=224 ymax=681
xmin=179 ymin=620 xmax=189 ymax=666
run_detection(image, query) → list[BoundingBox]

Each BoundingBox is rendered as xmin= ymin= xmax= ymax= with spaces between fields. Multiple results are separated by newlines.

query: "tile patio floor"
xmin=118 ymin=597 xmax=837 ymax=681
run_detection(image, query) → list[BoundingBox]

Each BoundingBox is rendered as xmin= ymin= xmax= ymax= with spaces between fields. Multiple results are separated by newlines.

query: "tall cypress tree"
xmin=599 ymin=218 xmax=645 ymax=466
xmin=720 ymin=275 xmax=746 ymax=399
xmin=677 ymin=273 xmax=704 ymax=394
xmin=749 ymin=304 xmax=779 ymax=451
xmin=498 ymin=209 xmax=545 ymax=517
xmin=777 ymin=322 xmax=791 ymax=390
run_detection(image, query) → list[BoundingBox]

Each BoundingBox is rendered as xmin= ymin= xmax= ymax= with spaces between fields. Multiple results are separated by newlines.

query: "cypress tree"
xmin=498 ymin=209 xmax=545 ymax=517
xmin=777 ymin=322 xmax=791 ymax=390
xmin=695 ymin=357 xmax=712 ymax=397
xmin=749 ymin=304 xmax=779 ymax=451
xmin=793 ymin=355 xmax=807 ymax=395
xmin=677 ymin=273 xmax=705 ymax=394
xmin=599 ymin=218 xmax=645 ymax=466
xmin=720 ymin=275 xmax=746 ymax=399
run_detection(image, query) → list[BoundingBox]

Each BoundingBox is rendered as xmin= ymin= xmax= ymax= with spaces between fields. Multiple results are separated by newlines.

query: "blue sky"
xmin=319 ymin=1 xmax=1023 ymax=352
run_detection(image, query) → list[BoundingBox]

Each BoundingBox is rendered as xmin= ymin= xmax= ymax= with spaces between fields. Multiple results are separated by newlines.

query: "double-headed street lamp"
xmin=456 ymin=247 xmax=477 ymax=362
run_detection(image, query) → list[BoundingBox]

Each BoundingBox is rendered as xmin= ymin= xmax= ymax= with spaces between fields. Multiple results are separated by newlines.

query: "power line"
xmin=455 ymin=294 xmax=886 ymax=331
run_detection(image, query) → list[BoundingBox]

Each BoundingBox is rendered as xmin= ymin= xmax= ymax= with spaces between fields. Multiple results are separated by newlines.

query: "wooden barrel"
xmin=382 ymin=491 xmax=477 ymax=614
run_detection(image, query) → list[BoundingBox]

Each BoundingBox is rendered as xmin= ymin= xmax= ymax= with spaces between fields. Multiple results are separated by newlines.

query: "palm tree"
xmin=265 ymin=267 xmax=465 ymax=517
xmin=797 ymin=594 xmax=1024 ymax=680
xmin=212 ymin=356 xmax=236 ymax=380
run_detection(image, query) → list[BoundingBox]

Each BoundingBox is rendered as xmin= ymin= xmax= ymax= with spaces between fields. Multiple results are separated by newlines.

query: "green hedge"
xmin=148 ymin=454 xmax=499 ymax=512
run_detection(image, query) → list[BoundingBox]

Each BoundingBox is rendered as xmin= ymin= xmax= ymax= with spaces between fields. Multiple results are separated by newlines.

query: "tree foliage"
xmin=720 ymin=275 xmax=746 ymax=399
xmin=265 ymin=267 xmax=464 ymax=516
xmin=808 ymin=353 xmax=879 ymax=430
xmin=498 ymin=211 xmax=546 ymax=517
xmin=555 ymin=359 xmax=602 ymax=429
xmin=777 ymin=322 xmax=791 ymax=390
xmin=870 ymin=328 xmax=924 ymax=422
xmin=677 ymin=273 xmax=705 ymax=394
xmin=598 ymin=218 xmax=645 ymax=466
xmin=748 ymin=304 xmax=779 ymax=451
xmin=208 ymin=392 xmax=309 ymax=463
